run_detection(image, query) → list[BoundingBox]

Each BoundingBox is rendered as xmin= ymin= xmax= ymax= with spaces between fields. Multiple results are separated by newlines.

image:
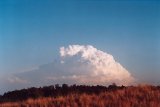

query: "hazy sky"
xmin=0 ymin=0 xmax=160 ymax=93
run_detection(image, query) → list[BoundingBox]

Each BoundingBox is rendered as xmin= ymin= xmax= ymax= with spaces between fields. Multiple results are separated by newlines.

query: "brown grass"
xmin=0 ymin=85 xmax=160 ymax=107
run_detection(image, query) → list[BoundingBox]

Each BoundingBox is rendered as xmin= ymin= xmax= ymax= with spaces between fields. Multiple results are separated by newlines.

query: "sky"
xmin=0 ymin=0 xmax=160 ymax=94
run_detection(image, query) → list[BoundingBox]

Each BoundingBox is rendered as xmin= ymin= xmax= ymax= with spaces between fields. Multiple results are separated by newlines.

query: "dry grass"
xmin=0 ymin=85 xmax=160 ymax=107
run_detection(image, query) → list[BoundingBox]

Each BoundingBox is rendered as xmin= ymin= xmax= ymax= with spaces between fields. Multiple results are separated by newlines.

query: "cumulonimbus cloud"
xmin=7 ymin=44 xmax=135 ymax=90
xmin=60 ymin=45 xmax=135 ymax=85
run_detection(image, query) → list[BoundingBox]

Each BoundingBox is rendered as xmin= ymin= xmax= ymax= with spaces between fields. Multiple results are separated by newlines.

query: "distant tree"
xmin=55 ymin=84 xmax=60 ymax=89
xmin=108 ymin=83 xmax=118 ymax=90
xmin=62 ymin=84 xmax=68 ymax=89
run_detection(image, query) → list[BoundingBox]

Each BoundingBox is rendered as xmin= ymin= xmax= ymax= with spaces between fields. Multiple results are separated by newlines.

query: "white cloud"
xmin=9 ymin=44 xmax=135 ymax=88
xmin=0 ymin=45 xmax=137 ymax=94
xmin=59 ymin=45 xmax=135 ymax=85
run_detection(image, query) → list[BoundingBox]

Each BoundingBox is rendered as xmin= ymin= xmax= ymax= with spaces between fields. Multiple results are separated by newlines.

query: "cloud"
xmin=59 ymin=45 xmax=135 ymax=85
xmin=7 ymin=44 xmax=135 ymax=91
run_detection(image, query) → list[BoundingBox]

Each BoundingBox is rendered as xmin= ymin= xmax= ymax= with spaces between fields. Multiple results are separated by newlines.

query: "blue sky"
xmin=0 ymin=0 xmax=160 ymax=92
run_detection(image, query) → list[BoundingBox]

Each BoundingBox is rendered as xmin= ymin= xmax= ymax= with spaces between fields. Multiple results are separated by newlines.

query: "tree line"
xmin=0 ymin=83 xmax=126 ymax=103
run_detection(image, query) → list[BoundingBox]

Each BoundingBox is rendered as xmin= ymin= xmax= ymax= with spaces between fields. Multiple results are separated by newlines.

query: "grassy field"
xmin=0 ymin=85 xmax=160 ymax=107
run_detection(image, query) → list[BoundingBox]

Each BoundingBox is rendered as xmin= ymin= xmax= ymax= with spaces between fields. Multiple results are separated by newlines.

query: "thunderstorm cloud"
xmin=7 ymin=45 xmax=135 ymax=91
xmin=59 ymin=45 xmax=135 ymax=85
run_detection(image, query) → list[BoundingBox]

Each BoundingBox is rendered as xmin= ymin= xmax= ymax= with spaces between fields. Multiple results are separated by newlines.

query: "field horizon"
xmin=0 ymin=84 xmax=160 ymax=107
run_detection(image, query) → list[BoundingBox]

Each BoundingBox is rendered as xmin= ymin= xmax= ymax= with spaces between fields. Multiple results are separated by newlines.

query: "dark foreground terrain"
xmin=0 ymin=84 xmax=160 ymax=107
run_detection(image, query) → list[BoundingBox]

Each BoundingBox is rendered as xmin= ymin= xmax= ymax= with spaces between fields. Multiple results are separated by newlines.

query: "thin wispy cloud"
xmin=8 ymin=76 xmax=28 ymax=84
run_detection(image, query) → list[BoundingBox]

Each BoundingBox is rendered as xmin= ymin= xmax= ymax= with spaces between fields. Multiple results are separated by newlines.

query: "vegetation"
xmin=0 ymin=84 xmax=160 ymax=107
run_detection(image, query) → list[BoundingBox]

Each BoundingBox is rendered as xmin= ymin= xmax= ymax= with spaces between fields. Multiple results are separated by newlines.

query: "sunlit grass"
xmin=0 ymin=85 xmax=160 ymax=107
